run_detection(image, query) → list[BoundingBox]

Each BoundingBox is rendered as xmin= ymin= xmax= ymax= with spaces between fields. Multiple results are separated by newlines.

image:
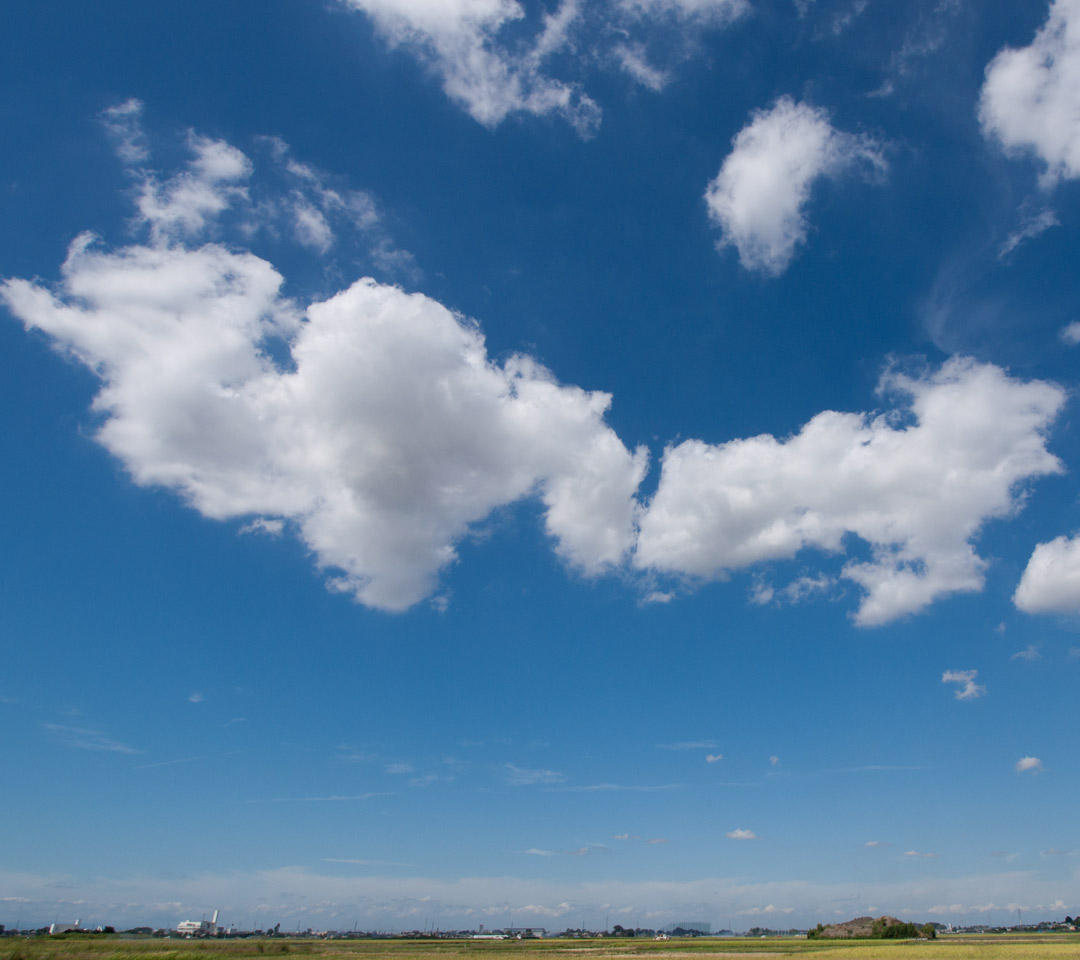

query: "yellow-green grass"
xmin=3 ymin=936 xmax=1079 ymax=960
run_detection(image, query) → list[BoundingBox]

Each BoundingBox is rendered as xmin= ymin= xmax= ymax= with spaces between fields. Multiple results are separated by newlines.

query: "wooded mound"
xmin=807 ymin=916 xmax=935 ymax=940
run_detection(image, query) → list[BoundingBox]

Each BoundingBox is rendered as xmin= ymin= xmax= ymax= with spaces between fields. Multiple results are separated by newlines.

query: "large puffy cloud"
xmin=2 ymin=111 xmax=1070 ymax=624
xmin=1 ymin=120 xmax=646 ymax=611
xmin=2 ymin=241 xmax=645 ymax=611
xmin=979 ymin=0 xmax=1080 ymax=184
xmin=704 ymin=97 xmax=886 ymax=275
xmin=1014 ymin=534 xmax=1080 ymax=615
xmin=635 ymin=359 xmax=1065 ymax=626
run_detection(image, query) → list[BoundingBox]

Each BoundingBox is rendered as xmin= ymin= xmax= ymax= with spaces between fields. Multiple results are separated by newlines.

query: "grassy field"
xmin=4 ymin=935 xmax=1080 ymax=960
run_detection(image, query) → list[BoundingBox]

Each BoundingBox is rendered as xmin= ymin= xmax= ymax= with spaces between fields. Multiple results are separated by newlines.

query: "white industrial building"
xmin=177 ymin=910 xmax=219 ymax=936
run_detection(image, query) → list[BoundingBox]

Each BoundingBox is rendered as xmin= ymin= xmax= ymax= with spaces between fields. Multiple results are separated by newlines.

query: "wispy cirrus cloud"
xmin=504 ymin=763 xmax=567 ymax=786
xmin=521 ymin=844 xmax=609 ymax=857
xmin=1011 ymin=644 xmax=1042 ymax=662
xmin=321 ymin=857 xmax=413 ymax=867
xmin=133 ymin=755 xmax=213 ymax=770
xmin=42 ymin=723 xmax=142 ymax=755
xmin=245 ymin=792 xmax=392 ymax=803
xmin=659 ymin=739 xmax=718 ymax=751
xmin=336 ymin=0 xmax=747 ymax=134
xmin=998 ymin=208 xmax=1059 ymax=260
xmin=553 ymin=782 xmax=682 ymax=793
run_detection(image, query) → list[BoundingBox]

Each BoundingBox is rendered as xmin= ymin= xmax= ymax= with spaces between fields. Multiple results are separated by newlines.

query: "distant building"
xmin=663 ymin=922 xmax=711 ymax=935
xmin=177 ymin=911 xmax=219 ymax=936
xmin=49 ymin=921 xmax=81 ymax=934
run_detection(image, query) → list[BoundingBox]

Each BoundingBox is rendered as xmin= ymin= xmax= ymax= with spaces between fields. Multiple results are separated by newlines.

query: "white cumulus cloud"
xmin=338 ymin=0 xmax=747 ymax=131
xmin=338 ymin=0 xmax=600 ymax=133
xmin=1014 ymin=534 xmax=1080 ymax=616
xmin=942 ymin=669 xmax=986 ymax=700
xmin=634 ymin=358 xmax=1065 ymax=626
xmin=0 ymin=120 xmax=648 ymax=614
xmin=3 ymin=109 xmax=1072 ymax=626
xmin=704 ymin=97 xmax=886 ymax=275
xmin=980 ymin=0 xmax=1080 ymax=185
xmin=1016 ymin=756 xmax=1043 ymax=773
xmin=727 ymin=828 xmax=757 ymax=839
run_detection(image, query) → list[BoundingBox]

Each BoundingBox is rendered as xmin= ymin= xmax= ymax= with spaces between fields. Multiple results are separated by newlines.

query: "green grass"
xmin=2 ymin=936 xmax=1079 ymax=960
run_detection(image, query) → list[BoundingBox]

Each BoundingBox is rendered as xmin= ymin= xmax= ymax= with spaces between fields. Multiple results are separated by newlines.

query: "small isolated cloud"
xmin=386 ymin=761 xmax=415 ymax=775
xmin=769 ymin=755 xmax=780 ymax=766
xmin=647 ymin=837 xmax=670 ymax=844
xmin=726 ymin=828 xmax=757 ymax=840
xmin=980 ymin=0 xmax=1080 ymax=184
xmin=523 ymin=848 xmax=557 ymax=857
xmin=865 ymin=840 xmax=889 ymax=848
xmin=612 ymin=833 xmax=640 ymax=840
xmin=568 ymin=844 xmax=610 ymax=856
xmin=1011 ymin=644 xmax=1042 ymax=661
xmin=1061 ymin=322 xmax=1080 ymax=345
xmin=706 ymin=753 xmax=723 ymax=763
xmin=904 ymin=850 xmax=940 ymax=859
xmin=99 ymin=98 xmax=151 ymax=165
xmin=704 ymin=96 xmax=886 ymax=275
xmin=188 ymin=691 xmax=205 ymax=704
xmin=409 ymin=773 xmax=450 ymax=788
xmin=660 ymin=740 xmax=719 ymax=751
xmin=942 ymin=669 xmax=987 ymax=700
xmin=739 ymin=904 xmax=794 ymax=916
xmin=1015 ymin=535 xmax=1080 ymax=616
xmin=504 ymin=763 xmax=567 ymax=785
xmin=1015 ymin=756 xmax=1043 ymax=773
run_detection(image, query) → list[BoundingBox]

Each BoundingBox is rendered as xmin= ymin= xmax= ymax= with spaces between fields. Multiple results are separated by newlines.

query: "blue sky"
xmin=2 ymin=0 xmax=1080 ymax=934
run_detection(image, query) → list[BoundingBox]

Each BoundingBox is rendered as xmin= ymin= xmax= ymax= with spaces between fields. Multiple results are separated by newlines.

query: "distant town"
xmin=2 ymin=915 xmax=1077 ymax=940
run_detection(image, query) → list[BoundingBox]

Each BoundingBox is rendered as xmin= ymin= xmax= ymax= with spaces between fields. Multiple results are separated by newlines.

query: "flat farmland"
xmin=4 ymin=937 xmax=1080 ymax=960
